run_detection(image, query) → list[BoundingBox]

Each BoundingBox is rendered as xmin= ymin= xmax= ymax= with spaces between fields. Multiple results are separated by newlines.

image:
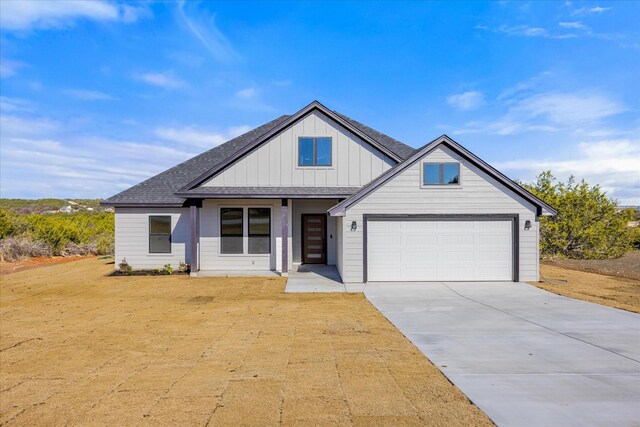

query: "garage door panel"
xmin=368 ymin=219 xmax=512 ymax=282
xmin=406 ymin=235 xmax=438 ymax=246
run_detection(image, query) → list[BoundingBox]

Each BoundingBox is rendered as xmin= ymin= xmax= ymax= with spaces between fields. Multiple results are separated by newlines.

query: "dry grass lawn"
xmin=0 ymin=258 xmax=491 ymax=426
xmin=533 ymin=264 xmax=640 ymax=313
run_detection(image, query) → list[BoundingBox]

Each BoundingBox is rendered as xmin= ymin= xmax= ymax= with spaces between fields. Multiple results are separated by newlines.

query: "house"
xmin=102 ymin=101 xmax=556 ymax=282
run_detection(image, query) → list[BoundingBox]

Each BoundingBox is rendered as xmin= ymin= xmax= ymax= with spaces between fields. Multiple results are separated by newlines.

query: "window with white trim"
xmin=298 ymin=137 xmax=332 ymax=166
xmin=423 ymin=162 xmax=460 ymax=185
xmin=220 ymin=207 xmax=272 ymax=255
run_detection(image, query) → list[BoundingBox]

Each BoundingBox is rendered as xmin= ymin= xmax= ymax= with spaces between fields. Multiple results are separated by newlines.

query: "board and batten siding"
xmin=339 ymin=146 xmax=540 ymax=282
xmin=114 ymin=207 xmax=191 ymax=269
xmin=200 ymin=111 xmax=396 ymax=188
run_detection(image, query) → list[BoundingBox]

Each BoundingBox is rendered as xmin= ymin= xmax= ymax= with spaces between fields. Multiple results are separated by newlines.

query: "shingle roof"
xmin=335 ymin=112 xmax=416 ymax=160
xmin=102 ymin=104 xmax=415 ymax=207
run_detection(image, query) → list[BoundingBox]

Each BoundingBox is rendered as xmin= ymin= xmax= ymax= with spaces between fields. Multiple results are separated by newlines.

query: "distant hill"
xmin=0 ymin=199 xmax=110 ymax=214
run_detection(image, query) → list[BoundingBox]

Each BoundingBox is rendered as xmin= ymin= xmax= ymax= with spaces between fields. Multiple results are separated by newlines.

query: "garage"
xmin=366 ymin=215 xmax=517 ymax=282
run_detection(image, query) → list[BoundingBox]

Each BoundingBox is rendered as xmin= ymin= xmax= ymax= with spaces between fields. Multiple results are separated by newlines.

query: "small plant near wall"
xmin=119 ymin=258 xmax=133 ymax=275
xmin=178 ymin=262 xmax=190 ymax=274
xmin=109 ymin=261 xmax=188 ymax=277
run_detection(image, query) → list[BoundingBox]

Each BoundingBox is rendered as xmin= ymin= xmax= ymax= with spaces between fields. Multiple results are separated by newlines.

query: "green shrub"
xmin=119 ymin=258 xmax=132 ymax=275
xmin=162 ymin=264 xmax=173 ymax=275
xmin=521 ymin=171 xmax=634 ymax=259
xmin=178 ymin=262 xmax=190 ymax=274
xmin=0 ymin=210 xmax=114 ymax=257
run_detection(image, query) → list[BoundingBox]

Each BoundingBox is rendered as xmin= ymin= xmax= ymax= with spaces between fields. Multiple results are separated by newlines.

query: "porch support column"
xmin=281 ymin=199 xmax=289 ymax=275
xmin=189 ymin=203 xmax=200 ymax=276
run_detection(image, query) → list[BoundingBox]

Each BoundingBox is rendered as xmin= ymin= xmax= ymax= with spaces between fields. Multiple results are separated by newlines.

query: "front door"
xmin=302 ymin=214 xmax=326 ymax=264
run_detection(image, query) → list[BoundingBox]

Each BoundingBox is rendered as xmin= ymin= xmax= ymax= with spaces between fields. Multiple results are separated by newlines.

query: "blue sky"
xmin=1 ymin=0 xmax=638 ymax=204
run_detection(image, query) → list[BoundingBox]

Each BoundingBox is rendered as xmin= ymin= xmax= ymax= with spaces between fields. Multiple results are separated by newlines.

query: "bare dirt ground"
xmin=0 ymin=258 xmax=491 ymax=426
xmin=533 ymin=264 xmax=640 ymax=313
xmin=0 ymin=256 xmax=94 ymax=276
xmin=542 ymin=250 xmax=640 ymax=281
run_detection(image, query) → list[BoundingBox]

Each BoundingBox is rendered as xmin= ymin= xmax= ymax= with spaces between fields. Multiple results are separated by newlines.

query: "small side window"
xmin=149 ymin=216 xmax=171 ymax=253
xmin=423 ymin=163 xmax=460 ymax=186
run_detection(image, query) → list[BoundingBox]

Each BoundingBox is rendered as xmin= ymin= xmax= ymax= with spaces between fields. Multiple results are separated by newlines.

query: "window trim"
xmin=421 ymin=162 xmax=461 ymax=187
xmin=297 ymin=136 xmax=333 ymax=167
xmin=148 ymin=215 xmax=172 ymax=254
xmin=248 ymin=207 xmax=271 ymax=255
xmin=218 ymin=206 xmax=272 ymax=256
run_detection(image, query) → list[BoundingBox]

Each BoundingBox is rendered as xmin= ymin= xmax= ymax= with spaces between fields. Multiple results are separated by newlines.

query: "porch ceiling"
xmin=174 ymin=186 xmax=360 ymax=199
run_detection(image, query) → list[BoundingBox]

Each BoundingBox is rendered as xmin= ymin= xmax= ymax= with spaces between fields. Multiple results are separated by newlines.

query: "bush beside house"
xmin=521 ymin=172 xmax=636 ymax=260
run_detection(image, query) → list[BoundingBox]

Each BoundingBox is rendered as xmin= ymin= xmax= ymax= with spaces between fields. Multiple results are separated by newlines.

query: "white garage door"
xmin=367 ymin=220 xmax=513 ymax=281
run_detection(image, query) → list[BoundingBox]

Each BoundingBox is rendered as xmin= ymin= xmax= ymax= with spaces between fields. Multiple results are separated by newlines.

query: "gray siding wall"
xmin=114 ymin=207 xmax=191 ymax=269
xmin=291 ymin=199 xmax=338 ymax=265
xmin=339 ymin=146 xmax=540 ymax=282
xmin=201 ymin=111 xmax=396 ymax=188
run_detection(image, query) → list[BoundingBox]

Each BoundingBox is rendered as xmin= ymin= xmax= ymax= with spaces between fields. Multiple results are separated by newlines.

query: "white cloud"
xmin=497 ymin=71 xmax=553 ymax=101
xmin=572 ymin=6 xmax=611 ymax=15
xmin=63 ymin=89 xmax=117 ymax=101
xmin=495 ymin=139 xmax=640 ymax=205
xmin=512 ymin=92 xmax=625 ymax=125
xmin=447 ymin=91 xmax=486 ymax=111
xmin=235 ymin=87 xmax=258 ymax=99
xmin=155 ymin=125 xmax=251 ymax=149
xmin=0 ymin=114 xmax=59 ymax=137
xmin=0 ymin=113 xmax=198 ymax=198
xmin=175 ymin=1 xmax=239 ymax=63
xmin=0 ymin=58 xmax=26 ymax=78
xmin=0 ymin=97 xmax=34 ymax=112
xmin=133 ymin=71 xmax=186 ymax=89
xmin=559 ymin=21 xmax=587 ymax=30
xmin=155 ymin=127 xmax=226 ymax=148
xmin=454 ymin=91 xmax=626 ymax=136
xmin=0 ymin=0 xmax=149 ymax=31
xmin=477 ymin=24 xmax=579 ymax=40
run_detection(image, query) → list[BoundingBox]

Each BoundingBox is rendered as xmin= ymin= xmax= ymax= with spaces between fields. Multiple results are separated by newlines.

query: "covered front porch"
xmin=186 ymin=197 xmax=344 ymax=280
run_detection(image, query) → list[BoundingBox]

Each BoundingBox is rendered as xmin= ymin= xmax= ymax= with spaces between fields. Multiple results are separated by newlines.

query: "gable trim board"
xmin=329 ymin=135 xmax=557 ymax=218
xmin=178 ymin=101 xmax=406 ymax=193
xmin=362 ymin=214 xmax=520 ymax=283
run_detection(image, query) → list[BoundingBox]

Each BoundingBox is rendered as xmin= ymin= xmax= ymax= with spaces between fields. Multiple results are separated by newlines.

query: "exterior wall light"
xmin=351 ymin=221 xmax=357 ymax=231
xmin=525 ymin=220 xmax=532 ymax=230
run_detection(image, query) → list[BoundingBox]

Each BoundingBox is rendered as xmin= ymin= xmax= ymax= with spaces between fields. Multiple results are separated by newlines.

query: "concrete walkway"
xmin=285 ymin=264 xmax=347 ymax=292
xmin=364 ymin=282 xmax=640 ymax=427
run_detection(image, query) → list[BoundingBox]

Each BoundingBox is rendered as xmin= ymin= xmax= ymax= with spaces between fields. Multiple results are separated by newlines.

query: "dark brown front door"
xmin=302 ymin=214 xmax=326 ymax=264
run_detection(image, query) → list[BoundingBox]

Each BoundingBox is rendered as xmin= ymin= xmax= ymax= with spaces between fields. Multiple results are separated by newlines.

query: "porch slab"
xmin=285 ymin=265 xmax=347 ymax=293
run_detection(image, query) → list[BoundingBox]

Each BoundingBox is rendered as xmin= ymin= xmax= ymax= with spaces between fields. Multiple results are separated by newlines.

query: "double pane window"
xmin=299 ymin=137 xmax=332 ymax=166
xmin=423 ymin=163 xmax=460 ymax=185
xmin=221 ymin=208 xmax=271 ymax=255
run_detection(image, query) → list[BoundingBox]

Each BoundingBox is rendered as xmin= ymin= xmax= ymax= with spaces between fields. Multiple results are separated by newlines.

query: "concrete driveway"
xmin=364 ymin=282 xmax=640 ymax=427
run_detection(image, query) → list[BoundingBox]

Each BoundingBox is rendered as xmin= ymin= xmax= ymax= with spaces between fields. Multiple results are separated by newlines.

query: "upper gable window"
xmin=298 ymin=137 xmax=332 ymax=166
xmin=423 ymin=162 xmax=460 ymax=186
